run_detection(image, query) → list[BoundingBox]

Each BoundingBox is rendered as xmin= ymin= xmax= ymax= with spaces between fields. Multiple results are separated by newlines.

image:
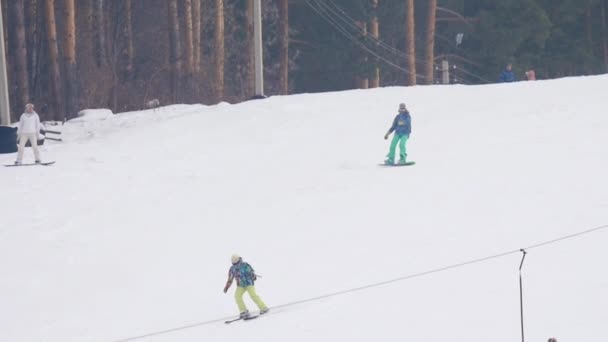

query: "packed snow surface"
xmin=1 ymin=76 xmax=607 ymax=342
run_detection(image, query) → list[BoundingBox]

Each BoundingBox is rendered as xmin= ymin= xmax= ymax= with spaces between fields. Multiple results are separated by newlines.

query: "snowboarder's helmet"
xmin=399 ymin=103 xmax=406 ymax=112
xmin=231 ymin=254 xmax=241 ymax=264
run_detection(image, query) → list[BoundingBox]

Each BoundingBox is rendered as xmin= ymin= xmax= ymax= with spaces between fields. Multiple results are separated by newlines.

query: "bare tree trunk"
xmin=278 ymin=0 xmax=289 ymax=94
xmin=245 ymin=0 xmax=254 ymax=98
xmin=2 ymin=0 xmax=13 ymax=121
xmin=585 ymin=4 xmax=596 ymax=74
xmin=94 ymin=0 xmax=105 ymax=67
xmin=602 ymin=0 xmax=608 ymax=72
xmin=193 ymin=0 xmax=201 ymax=73
xmin=25 ymin=0 xmax=38 ymax=97
xmin=44 ymin=0 xmax=63 ymax=120
xmin=168 ymin=0 xmax=182 ymax=103
xmin=587 ymin=5 xmax=593 ymax=48
xmin=64 ymin=0 xmax=78 ymax=119
xmin=107 ymin=1 xmax=121 ymax=111
xmin=369 ymin=0 xmax=380 ymax=88
xmin=1 ymin=0 xmax=7 ymax=46
xmin=405 ymin=0 xmax=416 ymax=86
xmin=11 ymin=0 xmax=30 ymax=110
xmin=425 ymin=0 xmax=437 ymax=84
xmin=183 ymin=0 xmax=195 ymax=99
xmin=184 ymin=0 xmax=194 ymax=74
xmin=356 ymin=21 xmax=368 ymax=89
xmin=214 ymin=0 xmax=225 ymax=102
xmin=123 ymin=0 xmax=134 ymax=77
xmin=86 ymin=0 xmax=94 ymax=31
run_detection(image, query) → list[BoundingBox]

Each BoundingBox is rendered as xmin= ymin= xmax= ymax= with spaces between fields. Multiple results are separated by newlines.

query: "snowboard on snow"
xmin=379 ymin=161 xmax=415 ymax=167
xmin=4 ymin=161 xmax=55 ymax=167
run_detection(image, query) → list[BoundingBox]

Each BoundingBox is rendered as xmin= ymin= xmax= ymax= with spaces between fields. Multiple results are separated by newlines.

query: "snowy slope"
xmin=1 ymin=76 xmax=607 ymax=342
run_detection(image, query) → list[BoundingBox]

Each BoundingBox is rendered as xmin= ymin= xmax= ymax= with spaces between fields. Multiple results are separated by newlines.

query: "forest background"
xmin=2 ymin=0 xmax=607 ymax=121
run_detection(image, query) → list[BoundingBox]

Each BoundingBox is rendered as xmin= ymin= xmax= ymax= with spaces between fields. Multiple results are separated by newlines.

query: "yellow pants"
xmin=235 ymin=285 xmax=267 ymax=313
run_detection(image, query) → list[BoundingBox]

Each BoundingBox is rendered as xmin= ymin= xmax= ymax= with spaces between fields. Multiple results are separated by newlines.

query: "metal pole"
xmin=519 ymin=249 xmax=528 ymax=342
xmin=442 ymin=60 xmax=450 ymax=85
xmin=253 ymin=0 xmax=265 ymax=98
xmin=0 ymin=3 xmax=11 ymax=125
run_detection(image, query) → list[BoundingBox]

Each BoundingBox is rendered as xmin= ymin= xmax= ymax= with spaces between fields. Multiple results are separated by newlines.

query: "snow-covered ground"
xmin=1 ymin=76 xmax=607 ymax=342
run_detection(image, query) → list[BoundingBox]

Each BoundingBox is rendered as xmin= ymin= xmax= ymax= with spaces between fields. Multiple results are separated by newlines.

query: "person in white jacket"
xmin=15 ymin=103 xmax=43 ymax=165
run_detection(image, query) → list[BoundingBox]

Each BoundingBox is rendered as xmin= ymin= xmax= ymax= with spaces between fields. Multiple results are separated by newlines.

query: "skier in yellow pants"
xmin=223 ymin=254 xmax=269 ymax=318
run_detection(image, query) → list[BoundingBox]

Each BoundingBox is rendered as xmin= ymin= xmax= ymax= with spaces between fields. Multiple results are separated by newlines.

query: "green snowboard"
xmin=379 ymin=161 xmax=416 ymax=167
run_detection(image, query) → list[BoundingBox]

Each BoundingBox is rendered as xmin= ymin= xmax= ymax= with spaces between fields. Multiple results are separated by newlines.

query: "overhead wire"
xmin=432 ymin=33 xmax=493 ymax=83
xmin=307 ymin=0 xmax=494 ymax=84
xmin=316 ymin=0 xmax=436 ymax=68
xmin=304 ymin=0 xmax=427 ymax=80
xmin=110 ymin=222 xmax=608 ymax=342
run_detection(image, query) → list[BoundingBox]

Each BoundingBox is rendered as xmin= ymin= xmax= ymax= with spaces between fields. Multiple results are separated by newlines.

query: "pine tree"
xmin=64 ymin=0 xmax=79 ymax=119
xmin=11 ymin=0 xmax=29 ymax=111
xmin=168 ymin=0 xmax=181 ymax=102
xmin=278 ymin=0 xmax=289 ymax=94
xmin=405 ymin=0 xmax=416 ymax=86
xmin=214 ymin=0 xmax=225 ymax=102
xmin=425 ymin=0 xmax=437 ymax=84
xmin=44 ymin=0 xmax=63 ymax=120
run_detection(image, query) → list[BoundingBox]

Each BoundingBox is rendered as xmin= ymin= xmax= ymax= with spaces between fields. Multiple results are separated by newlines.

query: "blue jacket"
xmin=499 ymin=70 xmax=516 ymax=82
xmin=388 ymin=112 xmax=411 ymax=136
xmin=229 ymin=261 xmax=257 ymax=287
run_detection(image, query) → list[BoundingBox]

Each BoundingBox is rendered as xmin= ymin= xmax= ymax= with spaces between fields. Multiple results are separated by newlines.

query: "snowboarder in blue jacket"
xmin=384 ymin=103 xmax=412 ymax=165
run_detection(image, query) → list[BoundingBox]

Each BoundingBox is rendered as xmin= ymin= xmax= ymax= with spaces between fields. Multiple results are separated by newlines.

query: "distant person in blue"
xmin=499 ymin=63 xmax=516 ymax=82
xmin=384 ymin=103 xmax=412 ymax=165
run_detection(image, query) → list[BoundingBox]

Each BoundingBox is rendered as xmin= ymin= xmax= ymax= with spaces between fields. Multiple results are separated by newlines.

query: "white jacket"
xmin=17 ymin=112 xmax=41 ymax=135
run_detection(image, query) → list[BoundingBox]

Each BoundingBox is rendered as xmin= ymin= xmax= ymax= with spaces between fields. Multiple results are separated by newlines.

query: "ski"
xmin=224 ymin=317 xmax=244 ymax=324
xmin=224 ymin=310 xmax=271 ymax=324
xmin=224 ymin=315 xmax=260 ymax=324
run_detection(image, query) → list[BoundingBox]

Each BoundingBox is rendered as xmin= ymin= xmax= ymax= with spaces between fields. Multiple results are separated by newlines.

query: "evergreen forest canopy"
xmin=2 ymin=0 xmax=607 ymax=121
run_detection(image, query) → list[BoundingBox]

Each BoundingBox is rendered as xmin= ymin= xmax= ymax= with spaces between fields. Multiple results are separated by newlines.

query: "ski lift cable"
xmin=433 ymin=32 xmax=482 ymax=65
xmin=316 ymin=0 xmax=437 ymax=68
xmin=305 ymin=0 xmax=427 ymax=79
xmin=430 ymin=37 xmax=492 ymax=83
xmin=316 ymin=0 xmax=491 ymax=84
xmin=307 ymin=0 xmax=424 ymax=70
xmin=454 ymin=67 xmax=493 ymax=83
xmin=110 ymin=223 xmax=608 ymax=342
xmin=323 ymin=0 xmax=483 ymax=74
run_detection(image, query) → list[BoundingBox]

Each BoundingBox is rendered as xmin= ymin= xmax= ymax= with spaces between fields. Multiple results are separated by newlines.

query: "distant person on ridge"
xmin=525 ymin=69 xmax=536 ymax=81
xmin=384 ymin=103 xmax=413 ymax=165
xmin=223 ymin=254 xmax=269 ymax=319
xmin=15 ymin=103 xmax=43 ymax=165
xmin=499 ymin=63 xmax=516 ymax=82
